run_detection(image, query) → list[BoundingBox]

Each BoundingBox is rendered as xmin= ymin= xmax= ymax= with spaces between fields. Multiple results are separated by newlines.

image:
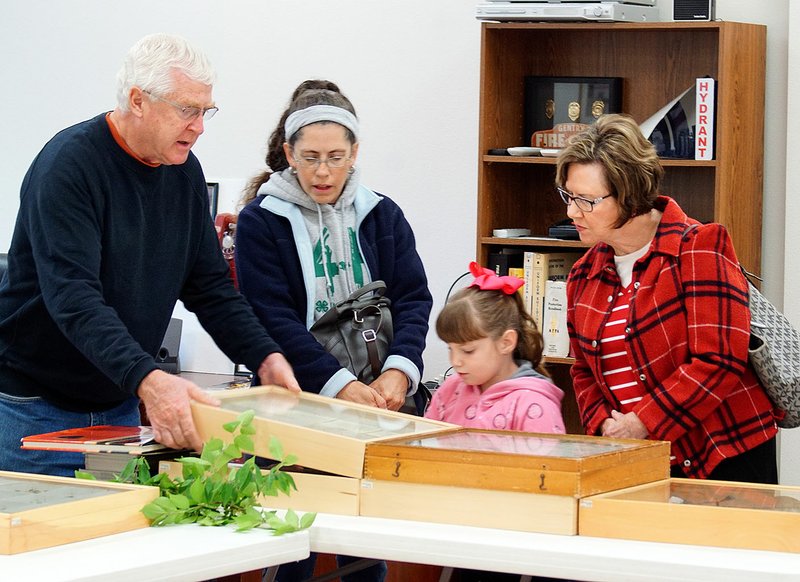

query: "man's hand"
xmin=257 ymin=352 xmax=301 ymax=393
xmin=601 ymin=410 xmax=648 ymax=440
xmin=370 ymin=369 xmax=409 ymax=411
xmin=137 ymin=369 xmax=220 ymax=451
xmin=337 ymin=381 xmax=388 ymax=408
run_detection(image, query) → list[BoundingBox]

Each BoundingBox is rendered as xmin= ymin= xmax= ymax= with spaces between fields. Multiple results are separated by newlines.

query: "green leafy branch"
xmin=77 ymin=409 xmax=315 ymax=533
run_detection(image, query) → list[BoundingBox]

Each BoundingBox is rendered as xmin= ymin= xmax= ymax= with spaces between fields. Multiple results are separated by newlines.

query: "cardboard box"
xmin=0 ymin=470 xmax=158 ymax=554
xmin=191 ymin=386 xmax=455 ymax=478
xmin=579 ymin=478 xmax=800 ymax=553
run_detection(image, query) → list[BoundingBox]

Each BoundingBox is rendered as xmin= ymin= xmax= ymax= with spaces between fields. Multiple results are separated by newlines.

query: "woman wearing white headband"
xmin=237 ymin=80 xmax=432 ymax=411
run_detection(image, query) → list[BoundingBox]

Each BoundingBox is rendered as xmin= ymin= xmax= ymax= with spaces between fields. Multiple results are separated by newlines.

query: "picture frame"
xmin=206 ymin=182 xmax=219 ymax=218
xmin=523 ymin=76 xmax=623 ymax=149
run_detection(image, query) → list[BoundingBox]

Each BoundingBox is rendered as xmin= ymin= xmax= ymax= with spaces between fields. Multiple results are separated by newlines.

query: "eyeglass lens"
xmin=558 ymin=187 xmax=596 ymax=212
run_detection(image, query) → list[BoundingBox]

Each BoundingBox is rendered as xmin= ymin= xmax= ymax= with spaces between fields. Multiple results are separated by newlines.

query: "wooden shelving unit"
xmin=476 ymin=21 xmax=767 ymax=434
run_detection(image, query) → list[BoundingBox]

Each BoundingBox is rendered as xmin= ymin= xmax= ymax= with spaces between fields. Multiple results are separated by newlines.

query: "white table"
xmin=305 ymin=512 xmax=800 ymax=582
xmin=0 ymin=523 xmax=308 ymax=582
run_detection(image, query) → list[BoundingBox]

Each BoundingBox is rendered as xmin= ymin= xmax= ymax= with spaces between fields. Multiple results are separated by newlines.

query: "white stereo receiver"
xmin=482 ymin=0 xmax=657 ymax=5
xmin=475 ymin=2 xmax=661 ymax=22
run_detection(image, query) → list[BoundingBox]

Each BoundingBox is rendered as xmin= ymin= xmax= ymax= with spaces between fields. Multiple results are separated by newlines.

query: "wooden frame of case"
xmin=363 ymin=428 xmax=670 ymax=497
xmin=0 ymin=470 xmax=158 ymax=554
xmin=191 ymin=385 xmax=455 ymax=479
xmin=579 ymin=478 xmax=800 ymax=553
xmin=360 ymin=478 xmax=578 ymax=535
xmin=360 ymin=429 xmax=668 ymax=535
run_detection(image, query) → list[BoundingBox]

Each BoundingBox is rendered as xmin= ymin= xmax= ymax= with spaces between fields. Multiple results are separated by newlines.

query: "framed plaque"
xmin=524 ymin=76 xmax=623 ymax=149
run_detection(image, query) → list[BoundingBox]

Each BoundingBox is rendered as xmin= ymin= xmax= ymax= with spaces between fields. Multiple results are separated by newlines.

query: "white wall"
xmin=1 ymin=0 xmax=480 ymax=381
xmin=3 ymin=1 xmax=798 ymax=481
xmin=782 ymin=1 xmax=800 ymax=485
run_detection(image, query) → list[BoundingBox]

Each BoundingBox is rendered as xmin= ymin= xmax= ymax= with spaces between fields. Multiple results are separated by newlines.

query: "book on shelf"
xmin=524 ymin=251 xmax=582 ymax=327
xmin=695 ymin=77 xmax=715 ymax=161
xmin=640 ymin=76 xmax=716 ymax=160
xmin=21 ymin=425 xmax=168 ymax=454
xmin=542 ymin=280 xmax=570 ymax=358
xmin=508 ymin=267 xmax=526 ymax=301
xmin=487 ymin=248 xmax=524 ymax=276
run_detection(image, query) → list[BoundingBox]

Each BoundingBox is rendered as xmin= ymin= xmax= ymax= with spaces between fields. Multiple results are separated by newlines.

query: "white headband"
xmin=284 ymin=105 xmax=359 ymax=141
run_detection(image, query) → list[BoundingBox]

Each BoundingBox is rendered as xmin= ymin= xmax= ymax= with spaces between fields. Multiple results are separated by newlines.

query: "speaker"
xmin=673 ymin=0 xmax=714 ymax=21
xmin=156 ymin=318 xmax=182 ymax=374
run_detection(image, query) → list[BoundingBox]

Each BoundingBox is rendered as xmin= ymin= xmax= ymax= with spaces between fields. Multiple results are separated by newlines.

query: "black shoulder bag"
xmin=310 ymin=281 xmax=393 ymax=385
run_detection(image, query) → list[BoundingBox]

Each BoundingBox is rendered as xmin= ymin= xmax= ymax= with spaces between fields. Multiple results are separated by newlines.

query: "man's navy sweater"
xmin=0 ymin=114 xmax=278 ymax=411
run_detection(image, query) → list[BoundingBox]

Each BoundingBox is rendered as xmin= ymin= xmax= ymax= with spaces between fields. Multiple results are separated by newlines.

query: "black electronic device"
xmin=156 ymin=318 xmax=182 ymax=374
xmin=673 ymin=0 xmax=714 ymax=21
xmin=548 ymin=219 xmax=580 ymax=241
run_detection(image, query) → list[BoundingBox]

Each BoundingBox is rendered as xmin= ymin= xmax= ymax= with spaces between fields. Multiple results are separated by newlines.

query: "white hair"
xmin=115 ymin=33 xmax=216 ymax=111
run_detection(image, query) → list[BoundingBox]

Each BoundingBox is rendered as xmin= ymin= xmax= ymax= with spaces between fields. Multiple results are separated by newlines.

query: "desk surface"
xmin=306 ymin=512 xmax=800 ymax=582
xmin=0 ymin=524 xmax=308 ymax=582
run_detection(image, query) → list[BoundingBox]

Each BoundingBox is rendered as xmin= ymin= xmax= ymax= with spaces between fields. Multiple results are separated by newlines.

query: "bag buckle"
xmin=362 ymin=329 xmax=377 ymax=343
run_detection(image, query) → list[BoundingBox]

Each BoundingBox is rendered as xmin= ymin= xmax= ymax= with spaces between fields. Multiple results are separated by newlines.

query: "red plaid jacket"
xmin=567 ymin=197 xmax=777 ymax=479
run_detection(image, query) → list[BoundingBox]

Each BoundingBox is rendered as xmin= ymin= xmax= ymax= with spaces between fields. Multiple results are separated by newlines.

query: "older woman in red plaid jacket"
xmin=556 ymin=114 xmax=778 ymax=483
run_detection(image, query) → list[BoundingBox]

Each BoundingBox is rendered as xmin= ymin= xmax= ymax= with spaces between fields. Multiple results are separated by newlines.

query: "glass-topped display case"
xmin=0 ymin=471 xmax=157 ymax=554
xmin=364 ymin=429 xmax=670 ymax=497
xmin=191 ymin=385 xmax=455 ymax=478
xmin=580 ymin=478 xmax=800 ymax=553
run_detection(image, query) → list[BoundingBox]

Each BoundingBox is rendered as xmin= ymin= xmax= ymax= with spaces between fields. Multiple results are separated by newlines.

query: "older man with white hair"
xmin=0 ymin=33 xmax=299 ymax=476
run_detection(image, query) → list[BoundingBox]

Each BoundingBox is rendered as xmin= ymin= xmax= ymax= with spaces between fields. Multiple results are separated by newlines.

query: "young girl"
xmin=425 ymin=262 xmax=566 ymax=433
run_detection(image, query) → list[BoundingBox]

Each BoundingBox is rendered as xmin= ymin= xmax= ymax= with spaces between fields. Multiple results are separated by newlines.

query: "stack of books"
xmin=21 ymin=425 xmax=190 ymax=479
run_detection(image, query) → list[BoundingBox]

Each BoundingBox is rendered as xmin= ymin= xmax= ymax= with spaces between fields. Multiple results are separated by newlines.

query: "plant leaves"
xmin=109 ymin=408 xmax=310 ymax=536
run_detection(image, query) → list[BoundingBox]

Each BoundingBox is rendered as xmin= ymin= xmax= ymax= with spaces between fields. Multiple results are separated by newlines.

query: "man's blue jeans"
xmin=0 ymin=391 xmax=141 ymax=477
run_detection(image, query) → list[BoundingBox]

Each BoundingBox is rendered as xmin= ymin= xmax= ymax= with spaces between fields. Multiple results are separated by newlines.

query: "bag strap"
xmin=361 ymin=327 xmax=383 ymax=381
xmin=740 ymin=265 xmax=763 ymax=285
xmin=345 ymin=280 xmax=387 ymax=303
xmin=349 ymin=281 xmax=388 ymax=380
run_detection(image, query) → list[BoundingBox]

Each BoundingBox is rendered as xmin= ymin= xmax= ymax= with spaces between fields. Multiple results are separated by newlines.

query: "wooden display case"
xmin=0 ymin=471 xmax=158 ymax=554
xmin=579 ymin=478 xmax=800 ymax=553
xmin=191 ymin=386 xmax=455 ymax=515
xmin=191 ymin=386 xmax=454 ymax=478
xmin=476 ymin=21 xmax=766 ymax=433
xmin=359 ymin=429 xmax=669 ymax=534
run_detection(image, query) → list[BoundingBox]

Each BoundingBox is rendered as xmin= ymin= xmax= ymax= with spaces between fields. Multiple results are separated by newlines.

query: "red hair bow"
xmin=468 ymin=261 xmax=524 ymax=295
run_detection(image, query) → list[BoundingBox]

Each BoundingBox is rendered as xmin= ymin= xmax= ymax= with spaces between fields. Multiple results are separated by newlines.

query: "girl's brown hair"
xmin=436 ymin=286 xmax=548 ymax=376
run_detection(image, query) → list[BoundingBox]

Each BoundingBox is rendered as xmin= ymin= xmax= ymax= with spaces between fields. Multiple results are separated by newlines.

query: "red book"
xmin=21 ymin=425 xmax=167 ymax=454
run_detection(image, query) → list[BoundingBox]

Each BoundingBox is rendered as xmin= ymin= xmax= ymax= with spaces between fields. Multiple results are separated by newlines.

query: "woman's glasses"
xmin=556 ymin=186 xmax=613 ymax=213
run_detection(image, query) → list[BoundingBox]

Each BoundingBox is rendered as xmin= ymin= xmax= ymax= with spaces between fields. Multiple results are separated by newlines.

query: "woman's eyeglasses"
xmin=556 ymin=186 xmax=613 ymax=213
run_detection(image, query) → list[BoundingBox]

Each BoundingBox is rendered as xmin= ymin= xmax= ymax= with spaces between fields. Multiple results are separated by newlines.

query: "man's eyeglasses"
xmin=143 ymin=90 xmax=218 ymax=121
xmin=292 ymin=155 xmax=351 ymax=170
xmin=556 ymin=186 xmax=613 ymax=213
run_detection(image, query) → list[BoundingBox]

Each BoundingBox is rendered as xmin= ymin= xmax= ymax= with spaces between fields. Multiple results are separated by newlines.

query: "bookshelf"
xmin=476 ymin=21 xmax=766 ymax=433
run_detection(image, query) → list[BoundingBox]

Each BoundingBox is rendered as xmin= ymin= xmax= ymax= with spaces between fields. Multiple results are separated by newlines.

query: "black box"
xmin=673 ymin=0 xmax=714 ymax=21
xmin=524 ymin=76 xmax=623 ymax=149
xmin=487 ymin=249 xmax=524 ymax=276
